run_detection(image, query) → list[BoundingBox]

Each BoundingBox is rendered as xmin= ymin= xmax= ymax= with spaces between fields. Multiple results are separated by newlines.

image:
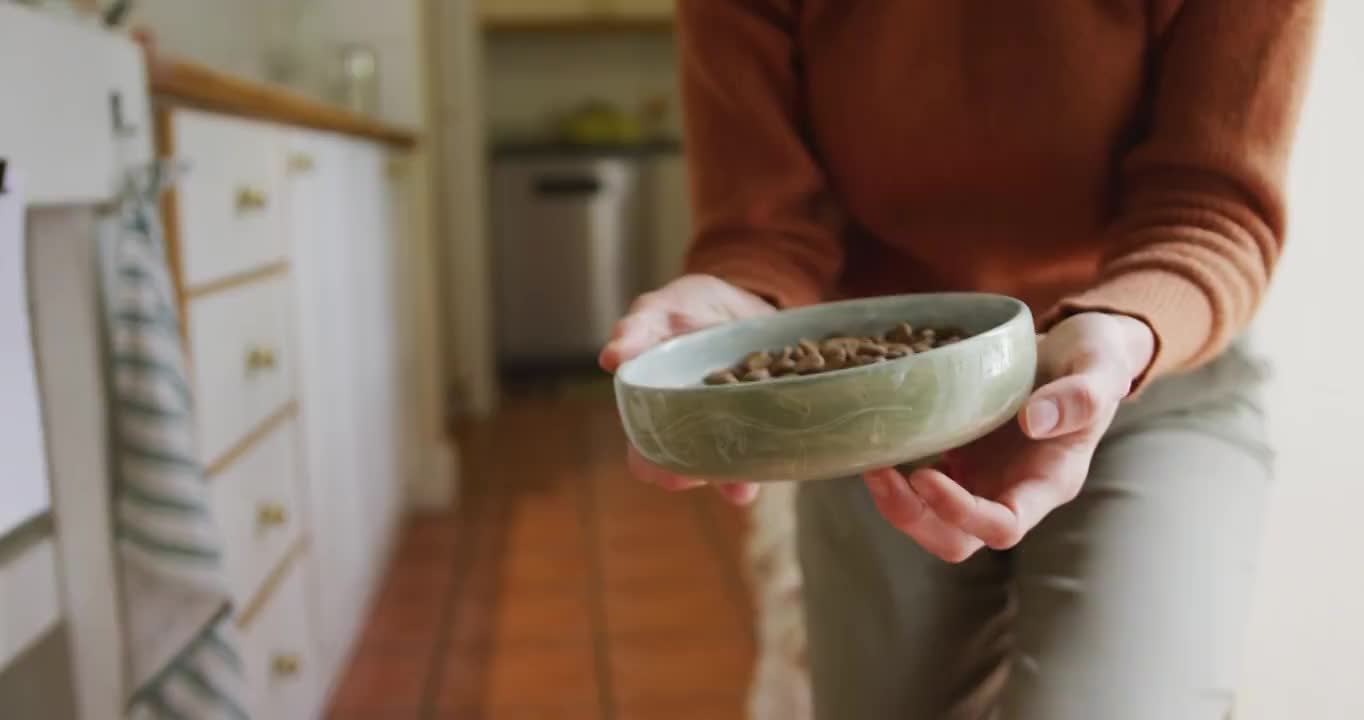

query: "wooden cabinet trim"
xmin=235 ymin=534 xmax=311 ymax=631
xmin=184 ymin=261 xmax=291 ymax=301
xmin=205 ymin=401 xmax=299 ymax=479
xmin=151 ymin=57 xmax=417 ymax=150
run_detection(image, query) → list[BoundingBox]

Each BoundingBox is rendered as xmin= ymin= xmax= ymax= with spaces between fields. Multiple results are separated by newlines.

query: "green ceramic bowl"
xmin=613 ymin=293 xmax=1037 ymax=483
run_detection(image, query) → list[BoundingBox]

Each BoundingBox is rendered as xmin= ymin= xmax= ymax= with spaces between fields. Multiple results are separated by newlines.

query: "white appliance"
xmin=491 ymin=154 xmax=653 ymax=367
xmin=1 ymin=5 xmax=152 ymax=717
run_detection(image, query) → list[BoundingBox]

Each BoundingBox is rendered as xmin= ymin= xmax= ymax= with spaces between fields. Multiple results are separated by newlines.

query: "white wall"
xmin=483 ymin=31 xmax=680 ymax=140
xmin=133 ymin=0 xmax=424 ymax=127
xmin=127 ymin=0 xmax=270 ymax=82
xmin=436 ymin=0 xmax=499 ymax=415
xmin=1238 ymin=2 xmax=1364 ymax=717
xmin=267 ymin=0 xmax=427 ymax=127
xmin=647 ymin=153 xmax=690 ymax=287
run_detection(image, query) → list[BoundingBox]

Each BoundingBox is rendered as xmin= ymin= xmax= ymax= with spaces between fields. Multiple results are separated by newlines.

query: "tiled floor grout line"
xmin=692 ymin=495 xmax=758 ymax=647
xmin=416 ymin=485 xmax=507 ymax=719
xmin=575 ymin=458 xmax=619 ymax=720
xmin=414 ymin=496 xmax=479 ymax=720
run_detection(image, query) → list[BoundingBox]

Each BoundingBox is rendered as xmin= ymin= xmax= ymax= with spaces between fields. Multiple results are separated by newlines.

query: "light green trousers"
xmin=797 ymin=342 xmax=1273 ymax=720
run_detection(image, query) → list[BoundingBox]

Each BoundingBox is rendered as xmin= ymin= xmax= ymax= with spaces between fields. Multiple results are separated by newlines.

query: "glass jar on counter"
xmin=334 ymin=44 xmax=380 ymax=117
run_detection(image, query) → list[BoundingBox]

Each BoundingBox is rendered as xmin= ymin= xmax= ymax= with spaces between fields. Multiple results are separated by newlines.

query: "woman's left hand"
xmin=863 ymin=312 xmax=1155 ymax=563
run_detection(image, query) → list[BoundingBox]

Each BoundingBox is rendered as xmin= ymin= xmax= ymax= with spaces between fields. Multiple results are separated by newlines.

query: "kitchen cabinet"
xmin=480 ymin=0 xmax=673 ymax=29
xmin=159 ymin=106 xmax=413 ymax=719
xmin=282 ymin=130 xmax=365 ymax=673
xmin=288 ymin=130 xmax=407 ymax=681
xmin=169 ymin=110 xmax=289 ymax=287
xmin=8 ymin=5 xmax=441 ymax=716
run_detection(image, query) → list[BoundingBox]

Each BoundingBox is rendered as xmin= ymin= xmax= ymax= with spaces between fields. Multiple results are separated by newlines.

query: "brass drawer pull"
xmin=257 ymin=503 xmax=288 ymax=528
xmin=287 ymin=153 xmax=315 ymax=173
xmin=271 ymin=654 xmax=301 ymax=678
xmin=246 ymin=346 xmax=277 ymax=371
xmin=236 ymin=186 xmax=269 ymax=211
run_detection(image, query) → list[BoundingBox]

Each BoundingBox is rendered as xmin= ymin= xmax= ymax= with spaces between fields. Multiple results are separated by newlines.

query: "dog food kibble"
xmin=702 ymin=322 xmax=969 ymax=385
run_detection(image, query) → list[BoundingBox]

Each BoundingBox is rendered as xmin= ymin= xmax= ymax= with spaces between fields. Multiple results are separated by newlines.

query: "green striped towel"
xmin=100 ymin=164 xmax=249 ymax=720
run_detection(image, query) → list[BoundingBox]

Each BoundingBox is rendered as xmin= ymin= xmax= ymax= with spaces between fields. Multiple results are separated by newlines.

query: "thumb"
xmin=1020 ymin=359 xmax=1129 ymax=440
xmin=598 ymin=310 xmax=672 ymax=372
xmin=714 ymin=482 xmax=760 ymax=506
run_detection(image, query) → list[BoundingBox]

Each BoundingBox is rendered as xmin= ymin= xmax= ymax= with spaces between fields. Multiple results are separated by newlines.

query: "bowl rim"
xmin=614 ymin=292 xmax=1032 ymax=393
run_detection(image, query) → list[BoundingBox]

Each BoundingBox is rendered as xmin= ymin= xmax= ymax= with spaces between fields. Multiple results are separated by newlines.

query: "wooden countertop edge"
xmin=148 ymin=57 xmax=418 ymax=150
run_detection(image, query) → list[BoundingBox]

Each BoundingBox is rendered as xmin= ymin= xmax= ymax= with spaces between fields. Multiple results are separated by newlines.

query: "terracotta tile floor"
xmin=327 ymin=379 xmax=755 ymax=719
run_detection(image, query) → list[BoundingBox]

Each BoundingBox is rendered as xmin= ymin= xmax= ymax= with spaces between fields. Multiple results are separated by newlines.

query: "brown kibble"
xmin=795 ymin=352 xmax=826 ymax=374
xmin=705 ymin=370 xmax=741 ymax=385
xmin=886 ymin=322 xmax=915 ymax=344
xmin=858 ymin=342 xmax=888 ymax=358
xmin=702 ymin=321 xmax=972 ymax=384
xmin=743 ymin=351 xmax=773 ymax=372
xmin=821 ymin=337 xmax=855 ymax=354
xmin=884 ymin=343 xmax=912 ymax=359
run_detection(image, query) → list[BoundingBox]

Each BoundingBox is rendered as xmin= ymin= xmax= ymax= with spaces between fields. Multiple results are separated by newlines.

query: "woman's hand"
xmin=862 ymin=312 xmax=1156 ymax=562
xmin=600 ymin=274 xmax=776 ymax=506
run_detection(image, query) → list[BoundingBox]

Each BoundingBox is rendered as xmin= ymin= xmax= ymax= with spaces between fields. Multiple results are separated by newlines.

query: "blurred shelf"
xmin=491 ymin=138 xmax=681 ymax=158
xmin=481 ymin=15 xmax=673 ymax=34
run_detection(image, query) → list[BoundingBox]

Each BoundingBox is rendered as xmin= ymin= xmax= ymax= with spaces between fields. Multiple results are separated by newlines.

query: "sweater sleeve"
xmin=1041 ymin=0 xmax=1322 ymax=387
xmin=676 ymin=0 xmax=844 ymax=309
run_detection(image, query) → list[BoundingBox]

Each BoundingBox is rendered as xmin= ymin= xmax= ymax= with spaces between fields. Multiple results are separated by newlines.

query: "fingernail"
xmin=730 ymin=484 xmax=760 ymax=506
xmin=1025 ymin=399 xmax=1059 ymax=436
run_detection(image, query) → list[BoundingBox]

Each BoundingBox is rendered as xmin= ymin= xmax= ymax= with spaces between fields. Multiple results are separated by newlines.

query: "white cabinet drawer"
xmin=186 ymin=277 xmax=294 ymax=466
xmin=172 ymin=109 xmax=287 ymax=287
xmin=209 ymin=420 xmax=304 ymax=609
xmin=240 ymin=557 xmax=318 ymax=720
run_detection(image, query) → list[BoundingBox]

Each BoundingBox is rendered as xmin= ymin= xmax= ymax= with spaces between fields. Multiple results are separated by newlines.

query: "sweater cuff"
xmin=1040 ymin=269 xmax=1216 ymax=393
xmin=685 ymin=252 xmax=825 ymax=309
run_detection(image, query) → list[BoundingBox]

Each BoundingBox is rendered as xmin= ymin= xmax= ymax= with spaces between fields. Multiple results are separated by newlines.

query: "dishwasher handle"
xmin=532 ymin=174 xmax=603 ymax=198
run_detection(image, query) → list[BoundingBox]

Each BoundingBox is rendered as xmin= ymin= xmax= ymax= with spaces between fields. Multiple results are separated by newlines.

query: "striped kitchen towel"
xmin=100 ymin=162 xmax=249 ymax=720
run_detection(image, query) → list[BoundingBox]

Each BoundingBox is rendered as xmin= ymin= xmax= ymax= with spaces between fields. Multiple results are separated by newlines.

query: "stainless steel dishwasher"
xmin=491 ymin=152 xmax=653 ymax=369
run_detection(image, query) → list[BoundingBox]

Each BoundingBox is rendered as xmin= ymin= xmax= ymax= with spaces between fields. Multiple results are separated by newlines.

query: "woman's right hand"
xmin=599 ymin=274 xmax=776 ymax=506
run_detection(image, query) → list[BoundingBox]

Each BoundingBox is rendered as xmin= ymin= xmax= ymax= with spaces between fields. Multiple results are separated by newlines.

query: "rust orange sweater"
xmin=679 ymin=0 xmax=1320 ymax=384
